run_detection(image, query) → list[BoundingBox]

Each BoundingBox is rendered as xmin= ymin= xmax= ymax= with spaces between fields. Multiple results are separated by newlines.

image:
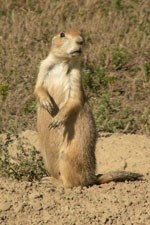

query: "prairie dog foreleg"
xmin=34 ymin=58 xmax=54 ymax=114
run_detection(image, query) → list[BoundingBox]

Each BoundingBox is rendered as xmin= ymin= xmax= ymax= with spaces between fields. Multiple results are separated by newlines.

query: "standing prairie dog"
xmin=35 ymin=30 xmax=142 ymax=188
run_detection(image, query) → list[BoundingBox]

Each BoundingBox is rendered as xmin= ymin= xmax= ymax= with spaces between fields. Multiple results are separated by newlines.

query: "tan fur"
xmin=35 ymin=30 xmax=142 ymax=188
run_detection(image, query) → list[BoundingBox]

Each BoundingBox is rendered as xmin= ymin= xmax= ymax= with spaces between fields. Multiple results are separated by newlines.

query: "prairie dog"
xmin=35 ymin=30 xmax=142 ymax=188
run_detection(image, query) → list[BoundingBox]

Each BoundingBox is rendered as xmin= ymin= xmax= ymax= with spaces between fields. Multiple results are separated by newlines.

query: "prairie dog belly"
xmin=43 ymin=63 xmax=70 ymax=108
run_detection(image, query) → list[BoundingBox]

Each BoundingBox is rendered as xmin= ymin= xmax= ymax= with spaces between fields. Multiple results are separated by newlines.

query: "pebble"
xmin=28 ymin=192 xmax=43 ymax=199
xmin=0 ymin=202 xmax=12 ymax=211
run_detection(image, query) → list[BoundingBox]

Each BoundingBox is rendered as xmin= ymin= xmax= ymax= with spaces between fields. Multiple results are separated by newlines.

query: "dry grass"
xmin=0 ymin=0 xmax=149 ymax=134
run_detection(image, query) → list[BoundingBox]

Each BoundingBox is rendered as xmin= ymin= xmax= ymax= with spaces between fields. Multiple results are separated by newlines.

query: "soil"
xmin=0 ymin=130 xmax=150 ymax=225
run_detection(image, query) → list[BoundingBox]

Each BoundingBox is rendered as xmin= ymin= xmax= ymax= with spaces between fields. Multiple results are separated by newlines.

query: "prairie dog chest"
xmin=44 ymin=63 xmax=69 ymax=88
xmin=43 ymin=63 xmax=71 ymax=105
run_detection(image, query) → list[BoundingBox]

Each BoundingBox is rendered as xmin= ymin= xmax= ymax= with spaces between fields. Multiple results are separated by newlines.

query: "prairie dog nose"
xmin=76 ymin=40 xmax=84 ymax=45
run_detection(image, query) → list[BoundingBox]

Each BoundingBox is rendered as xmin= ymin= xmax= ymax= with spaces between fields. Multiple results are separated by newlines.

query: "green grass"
xmin=111 ymin=47 xmax=130 ymax=70
xmin=144 ymin=63 xmax=150 ymax=82
xmin=0 ymin=83 xmax=9 ymax=100
xmin=91 ymin=94 xmax=138 ymax=133
xmin=23 ymin=99 xmax=36 ymax=114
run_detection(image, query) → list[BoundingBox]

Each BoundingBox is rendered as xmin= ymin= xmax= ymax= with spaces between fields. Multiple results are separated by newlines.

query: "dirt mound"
xmin=0 ymin=130 xmax=150 ymax=225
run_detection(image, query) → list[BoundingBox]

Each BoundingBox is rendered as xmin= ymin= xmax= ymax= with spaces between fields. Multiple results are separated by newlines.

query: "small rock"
xmin=28 ymin=192 xmax=43 ymax=199
xmin=0 ymin=202 xmax=12 ymax=211
xmin=14 ymin=203 xmax=26 ymax=213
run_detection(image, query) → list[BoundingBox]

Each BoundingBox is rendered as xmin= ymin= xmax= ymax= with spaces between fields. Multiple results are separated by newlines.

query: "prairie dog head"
xmin=51 ymin=30 xmax=84 ymax=60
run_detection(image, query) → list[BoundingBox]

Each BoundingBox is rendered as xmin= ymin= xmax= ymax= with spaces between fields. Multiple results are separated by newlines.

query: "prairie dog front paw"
xmin=35 ymin=86 xmax=53 ymax=114
xmin=40 ymin=94 xmax=53 ymax=114
xmin=48 ymin=115 xmax=65 ymax=129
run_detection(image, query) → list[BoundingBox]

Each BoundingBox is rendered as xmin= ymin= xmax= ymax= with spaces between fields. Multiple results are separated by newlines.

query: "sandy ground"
xmin=0 ymin=130 xmax=150 ymax=225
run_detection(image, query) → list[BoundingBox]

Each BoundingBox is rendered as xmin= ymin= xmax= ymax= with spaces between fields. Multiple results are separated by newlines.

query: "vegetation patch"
xmin=0 ymin=134 xmax=47 ymax=181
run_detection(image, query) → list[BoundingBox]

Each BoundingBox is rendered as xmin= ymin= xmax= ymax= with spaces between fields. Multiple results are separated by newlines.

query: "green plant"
xmin=144 ymin=63 xmax=150 ymax=81
xmin=99 ymin=48 xmax=107 ymax=67
xmin=83 ymin=70 xmax=94 ymax=90
xmin=95 ymin=67 xmax=108 ymax=87
xmin=140 ymin=107 xmax=150 ymax=134
xmin=111 ymin=47 xmax=129 ymax=70
xmin=95 ymin=94 xmax=136 ymax=133
xmin=0 ymin=83 xmax=9 ymax=100
xmin=23 ymin=100 xmax=36 ymax=114
xmin=95 ymin=94 xmax=119 ymax=132
xmin=111 ymin=0 xmax=123 ymax=11
xmin=0 ymin=135 xmax=47 ymax=181
xmin=83 ymin=67 xmax=108 ymax=92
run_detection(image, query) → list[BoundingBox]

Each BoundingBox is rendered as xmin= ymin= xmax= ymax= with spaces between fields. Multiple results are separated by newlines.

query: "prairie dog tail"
xmin=96 ymin=171 xmax=143 ymax=184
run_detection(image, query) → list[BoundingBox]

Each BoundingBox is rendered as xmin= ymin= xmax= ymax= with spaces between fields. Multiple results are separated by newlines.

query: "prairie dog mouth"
xmin=70 ymin=49 xmax=82 ymax=55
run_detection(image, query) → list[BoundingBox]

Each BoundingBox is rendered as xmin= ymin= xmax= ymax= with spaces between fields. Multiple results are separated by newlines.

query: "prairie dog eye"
xmin=60 ymin=32 xmax=65 ymax=38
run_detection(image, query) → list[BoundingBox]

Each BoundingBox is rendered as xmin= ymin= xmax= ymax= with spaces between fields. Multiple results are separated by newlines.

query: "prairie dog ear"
xmin=52 ymin=35 xmax=57 ymax=41
xmin=51 ymin=35 xmax=58 ymax=46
